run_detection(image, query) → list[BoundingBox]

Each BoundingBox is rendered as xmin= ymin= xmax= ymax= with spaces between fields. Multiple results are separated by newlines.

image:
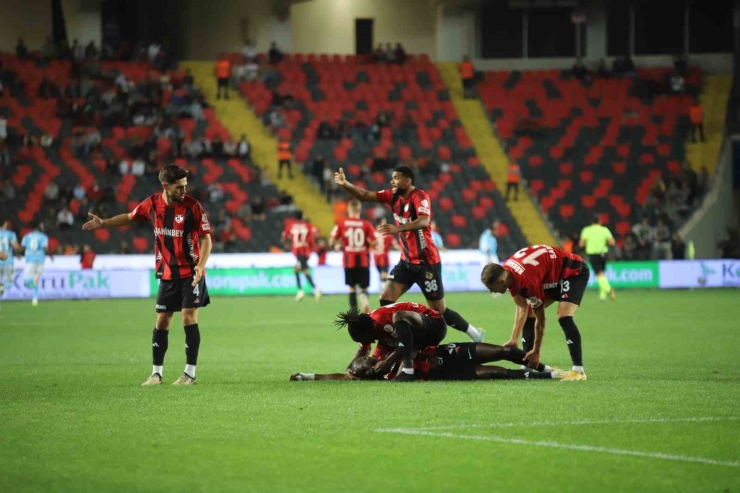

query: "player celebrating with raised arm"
xmin=579 ymin=215 xmax=616 ymax=302
xmin=480 ymin=245 xmax=590 ymax=382
xmin=83 ymin=165 xmax=212 ymax=386
xmin=334 ymin=166 xmax=484 ymax=343
xmin=21 ymin=223 xmax=52 ymax=306
xmin=330 ymin=199 xmax=377 ymax=313
xmin=0 ymin=220 xmax=21 ymax=304
xmin=282 ymin=211 xmax=322 ymax=303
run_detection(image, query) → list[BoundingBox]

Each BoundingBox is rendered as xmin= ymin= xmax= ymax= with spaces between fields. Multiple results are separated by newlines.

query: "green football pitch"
xmin=1 ymin=290 xmax=739 ymax=493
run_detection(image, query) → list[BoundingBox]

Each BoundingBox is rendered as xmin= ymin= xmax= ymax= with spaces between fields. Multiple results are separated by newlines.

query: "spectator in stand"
xmin=1 ymin=180 xmax=15 ymax=200
xmin=671 ymin=234 xmax=686 ymax=260
xmin=717 ymin=228 xmax=740 ymax=258
xmin=223 ymin=137 xmax=237 ymax=158
xmin=0 ymin=138 xmax=10 ymax=170
xmin=44 ymin=181 xmax=60 ymax=203
xmin=72 ymin=39 xmax=85 ymax=61
xmin=215 ymin=55 xmax=231 ymax=100
xmin=40 ymin=133 xmax=54 ymax=148
xmin=312 ymin=154 xmax=326 ymax=190
xmin=183 ymin=68 xmax=195 ymax=88
xmin=251 ymin=196 xmax=267 ymax=221
xmin=571 ymin=58 xmax=590 ymax=81
xmin=621 ymin=234 xmax=637 ymax=260
xmin=277 ymin=140 xmax=293 ymax=179
xmin=670 ymin=72 xmax=685 ymax=93
xmin=41 ymin=36 xmax=56 ymax=60
xmin=242 ymin=39 xmax=257 ymax=63
xmin=0 ymin=115 xmax=7 ymax=141
xmin=105 ymin=157 xmax=118 ymax=176
xmin=16 ymin=38 xmax=29 ymax=59
xmin=237 ymin=134 xmax=250 ymax=160
xmin=632 ymin=217 xmax=655 ymax=260
xmin=394 ymin=43 xmax=407 ymax=64
xmin=689 ymin=100 xmax=705 ymax=143
xmin=221 ymin=224 xmax=238 ymax=253
xmin=323 ymin=161 xmax=334 ymax=201
xmin=654 ymin=219 xmax=672 ymax=259
xmin=384 ymin=43 xmax=396 ymax=63
xmin=505 ymin=162 xmax=521 ymax=201
xmin=673 ymin=53 xmax=688 ymax=77
xmin=478 ymin=221 xmax=500 ymax=263
xmin=57 ymin=203 xmax=74 ymax=231
xmin=38 ymin=77 xmax=60 ymax=99
xmin=81 ymin=244 xmax=96 ymax=269
xmin=73 ymin=182 xmax=86 ymax=201
xmin=208 ymin=183 xmax=224 ymax=203
xmin=269 ymin=42 xmax=284 ymax=64
xmin=317 ymin=120 xmax=335 ymax=139
xmin=88 ymin=180 xmax=103 ymax=202
xmin=596 ymin=58 xmax=610 ymax=78
xmin=459 ymin=55 xmax=476 ymax=99
xmin=147 ymin=41 xmax=161 ymax=63
xmin=212 ymin=135 xmax=224 ymax=158
xmin=85 ymin=41 xmax=98 ymax=59
xmin=131 ymin=158 xmax=145 ymax=176
xmin=373 ymin=43 xmax=386 ymax=63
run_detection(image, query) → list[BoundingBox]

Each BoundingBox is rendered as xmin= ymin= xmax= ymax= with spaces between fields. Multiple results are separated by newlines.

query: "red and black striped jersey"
xmin=504 ymin=245 xmax=584 ymax=308
xmin=369 ymin=302 xmax=442 ymax=340
xmin=376 ymin=188 xmax=441 ymax=265
xmin=131 ymin=193 xmax=211 ymax=281
xmin=373 ymin=233 xmax=394 ymax=267
xmin=282 ymin=220 xmax=315 ymax=258
xmin=330 ymin=218 xmax=376 ymax=268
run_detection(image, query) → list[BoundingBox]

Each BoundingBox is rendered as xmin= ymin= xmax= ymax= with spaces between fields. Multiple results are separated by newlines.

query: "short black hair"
xmin=334 ymin=308 xmax=375 ymax=345
xmin=294 ymin=211 xmax=304 ymax=220
xmin=480 ymin=263 xmax=505 ymax=287
xmin=393 ymin=166 xmax=415 ymax=183
xmin=158 ymin=165 xmax=188 ymax=184
xmin=593 ymin=214 xmax=601 ymax=224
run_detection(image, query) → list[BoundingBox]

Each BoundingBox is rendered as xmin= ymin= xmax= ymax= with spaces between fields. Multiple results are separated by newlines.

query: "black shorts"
xmin=295 ymin=255 xmax=309 ymax=270
xmin=345 ymin=267 xmax=370 ymax=288
xmin=156 ymin=276 xmax=210 ymax=313
xmin=389 ymin=261 xmax=445 ymax=301
xmin=544 ymin=268 xmax=590 ymax=306
xmin=418 ymin=314 xmax=448 ymax=347
xmin=425 ymin=343 xmax=478 ymax=381
xmin=217 ymin=77 xmax=228 ymax=88
xmin=589 ymin=254 xmax=607 ymax=274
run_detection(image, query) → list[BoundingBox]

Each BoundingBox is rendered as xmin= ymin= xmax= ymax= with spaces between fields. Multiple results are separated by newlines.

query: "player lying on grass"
xmin=333 ymin=302 xmax=448 ymax=382
xmin=290 ymin=342 xmax=563 ymax=381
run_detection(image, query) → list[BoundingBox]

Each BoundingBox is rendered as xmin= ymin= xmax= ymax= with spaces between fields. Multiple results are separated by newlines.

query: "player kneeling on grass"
xmin=291 ymin=342 xmax=564 ymax=381
xmin=83 ymin=165 xmax=212 ymax=386
xmin=333 ymin=302 xmax=447 ymax=382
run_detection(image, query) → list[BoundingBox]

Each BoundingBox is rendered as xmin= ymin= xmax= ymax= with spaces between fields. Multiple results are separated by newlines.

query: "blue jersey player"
xmin=21 ymin=224 xmax=51 ymax=306
xmin=0 ymin=220 xmax=21 ymax=303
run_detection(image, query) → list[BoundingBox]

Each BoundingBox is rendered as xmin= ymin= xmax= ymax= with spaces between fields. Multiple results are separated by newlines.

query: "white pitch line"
xmin=374 ymin=428 xmax=740 ymax=468
xmin=406 ymin=416 xmax=740 ymax=431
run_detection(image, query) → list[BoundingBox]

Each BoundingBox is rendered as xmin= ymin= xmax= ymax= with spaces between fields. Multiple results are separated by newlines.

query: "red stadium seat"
xmin=451 ymin=215 xmax=467 ymax=228
xmin=445 ymin=233 xmax=462 ymax=248
xmin=133 ymin=237 xmax=149 ymax=253
xmin=438 ymin=197 xmax=454 ymax=211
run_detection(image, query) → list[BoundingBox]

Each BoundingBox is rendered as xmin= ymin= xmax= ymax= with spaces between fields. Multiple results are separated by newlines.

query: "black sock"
xmin=184 ymin=324 xmax=201 ymax=366
xmin=152 ymin=328 xmax=169 ymax=368
xmin=522 ymin=317 xmax=535 ymax=353
xmin=559 ymin=316 xmax=583 ymax=366
xmin=507 ymin=369 xmax=551 ymax=379
xmin=443 ymin=308 xmax=470 ymax=333
xmin=379 ymin=299 xmax=394 ymax=307
xmin=295 ymin=272 xmax=302 ymax=289
xmin=305 ymin=273 xmax=316 ymax=288
xmin=349 ymin=292 xmax=358 ymax=309
xmin=394 ymin=320 xmax=415 ymax=368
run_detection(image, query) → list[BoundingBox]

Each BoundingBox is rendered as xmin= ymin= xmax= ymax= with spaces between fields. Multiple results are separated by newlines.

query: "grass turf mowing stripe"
xmin=406 ymin=416 xmax=740 ymax=431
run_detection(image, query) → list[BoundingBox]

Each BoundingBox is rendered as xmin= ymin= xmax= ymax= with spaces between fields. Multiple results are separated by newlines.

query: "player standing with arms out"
xmin=334 ymin=166 xmax=484 ymax=342
xmin=579 ymin=215 xmax=616 ymax=302
xmin=330 ymin=199 xmax=377 ymax=313
xmin=83 ymin=165 xmax=211 ymax=386
xmin=480 ymin=244 xmax=590 ymax=381
xmin=0 ymin=220 xmax=21 ymax=306
xmin=21 ymin=224 xmax=51 ymax=306
xmin=373 ymin=217 xmax=397 ymax=283
xmin=282 ymin=211 xmax=322 ymax=302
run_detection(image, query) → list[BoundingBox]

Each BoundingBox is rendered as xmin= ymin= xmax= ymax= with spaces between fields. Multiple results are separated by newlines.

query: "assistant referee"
xmin=579 ymin=215 xmax=616 ymax=302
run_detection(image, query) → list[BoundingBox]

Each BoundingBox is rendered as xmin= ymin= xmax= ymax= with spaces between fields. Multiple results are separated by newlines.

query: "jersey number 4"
xmin=513 ymin=246 xmax=549 ymax=267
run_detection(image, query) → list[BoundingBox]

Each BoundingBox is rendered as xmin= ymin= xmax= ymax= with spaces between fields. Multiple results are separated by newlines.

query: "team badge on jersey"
xmin=175 ymin=215 xmax=184 ymax=223
xmin=528 ymin=296 xmax=543 ymax=308
xmin=425 ymin=271 xmax=434 ymax=280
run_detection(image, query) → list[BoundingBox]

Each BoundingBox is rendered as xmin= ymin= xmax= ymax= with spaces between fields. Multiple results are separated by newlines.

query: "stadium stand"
xmin=478 ymin=67 xmax=707 ymax=251
xmin=238 ymin=53 xmax=526 ymax=254
xmin=0 ymin=53 xmax=300 ymax=254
